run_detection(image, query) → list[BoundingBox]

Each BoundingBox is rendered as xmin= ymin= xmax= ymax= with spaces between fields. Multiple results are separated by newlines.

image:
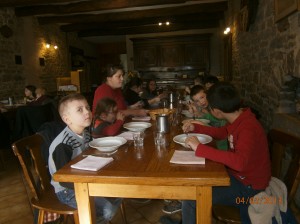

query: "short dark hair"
xmin=58 ymin=93 xmax=87 ymax=116
xmin=207 ymin=82 xmax=241 ymax=113
xmin=94 ymin=97 xmax=117 ymax=119
xmin=204 ymin=75 xmax=219 ymax=85
xmin=105 ymin=64 xmax=124 ymax=79
xmin=25 ymin=85 xmax=37 ymax=97
xmin=126 ymin=77 xmax=143 ymax=89
xmin=190 ymin=85 xmax=206 ymax=98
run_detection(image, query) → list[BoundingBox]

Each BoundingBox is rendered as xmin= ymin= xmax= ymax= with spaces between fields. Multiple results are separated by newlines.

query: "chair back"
xmin=12 ymin=133 xmax=52 ymax=200
xmin=14 ymin=103 xmax=56 ymax=140
xmin=269 ymin=129 xmax=300 ymax=200
xmin=268 ymin=129 xmax=300 ymax=222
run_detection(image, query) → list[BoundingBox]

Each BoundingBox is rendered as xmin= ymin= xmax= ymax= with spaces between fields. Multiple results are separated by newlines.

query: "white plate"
xmin=89 ymin=137 xmax=127 ymax=152
xmin=173 ymin=133 xmax=212 ymax=147
xmin=123 ymin=122 xmax=152 ymax=132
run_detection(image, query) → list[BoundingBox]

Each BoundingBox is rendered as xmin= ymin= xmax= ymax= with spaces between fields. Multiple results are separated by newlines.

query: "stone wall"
xmin=0 ymin=7 xmax=98 ymax=101
xmin=230 ymin=0 xmax=300 ymax=130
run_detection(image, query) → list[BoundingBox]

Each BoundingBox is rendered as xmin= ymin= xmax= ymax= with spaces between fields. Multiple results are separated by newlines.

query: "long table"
xmin=53 ymin=122 xmax=230 ymax=223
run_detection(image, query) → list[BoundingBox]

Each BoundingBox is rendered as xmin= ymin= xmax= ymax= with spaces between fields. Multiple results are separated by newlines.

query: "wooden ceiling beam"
xmin=38 ymin=2 xmax=227 ymax=25
xmin=77 ymin=21 xmax=219 ymax=37
xmin=60 ymin=12 xmax=223 ymax=32
xmin=14 ymin=0 xmax=222 ymax=16
xmin=0 ymin=0 xmax=80 ymax=7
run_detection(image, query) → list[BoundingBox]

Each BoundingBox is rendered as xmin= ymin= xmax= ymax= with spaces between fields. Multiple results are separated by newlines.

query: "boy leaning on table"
xmin=48 ymin=93 xmax=122 ymax=224
xmin=182 ymin=82 xmax=271 ymax=224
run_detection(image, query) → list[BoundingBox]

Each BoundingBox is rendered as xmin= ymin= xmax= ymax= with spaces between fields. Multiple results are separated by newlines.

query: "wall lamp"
xmin=45 ymin=43 xmax=58 ymax=50
xmin=224 ymin=27 xmax=231 ymax=35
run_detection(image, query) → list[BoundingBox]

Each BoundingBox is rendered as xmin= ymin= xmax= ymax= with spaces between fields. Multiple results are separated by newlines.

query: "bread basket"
xmin=149 ymin=108 xmax=175 ymax=120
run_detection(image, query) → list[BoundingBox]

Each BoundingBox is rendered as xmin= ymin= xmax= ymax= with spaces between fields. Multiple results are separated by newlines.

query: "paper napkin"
xmin=117 ymin=131 xmax=134 ymax=140
xmin=71 ymin=156 xmax=113 ymax=171
xmin=170 ymin=150 xmax=205 ymax=165
xmin=132 ymin=116 xmax=151 ymax=121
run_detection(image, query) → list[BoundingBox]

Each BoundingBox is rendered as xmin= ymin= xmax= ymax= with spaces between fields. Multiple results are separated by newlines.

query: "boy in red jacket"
xmin=182 ymin=82 xmax=271 ymax=224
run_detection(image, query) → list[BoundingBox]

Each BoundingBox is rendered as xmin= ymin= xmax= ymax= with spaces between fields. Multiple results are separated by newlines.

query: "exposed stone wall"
xmin=230 ymin=0 xmax=300 ymax=130
xmin=0 ymin=8 xmax=98 ymax=101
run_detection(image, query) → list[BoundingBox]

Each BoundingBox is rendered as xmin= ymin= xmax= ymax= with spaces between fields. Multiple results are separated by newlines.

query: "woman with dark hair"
xmin=24 ymin=85 xmax=36 ymax=104
xmin=141 ymin=79 xmax=166 ymax=107
xmin=124 ymin=77 xmax=163 ymax=109
xmin=92 ymin=64 xmax=147 ymax=117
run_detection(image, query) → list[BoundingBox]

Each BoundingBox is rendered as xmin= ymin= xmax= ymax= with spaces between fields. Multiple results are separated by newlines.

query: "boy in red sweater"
xmin=182 ymin=82 xmax=271 ymax=224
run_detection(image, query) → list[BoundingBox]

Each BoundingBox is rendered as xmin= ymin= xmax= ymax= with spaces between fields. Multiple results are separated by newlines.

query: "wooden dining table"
xmin=53 ymin=120 xmax=230 ymax=224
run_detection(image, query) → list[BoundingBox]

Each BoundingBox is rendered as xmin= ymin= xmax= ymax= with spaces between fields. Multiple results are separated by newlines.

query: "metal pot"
xmin=156 ymin=113 xmax=170 ymax=133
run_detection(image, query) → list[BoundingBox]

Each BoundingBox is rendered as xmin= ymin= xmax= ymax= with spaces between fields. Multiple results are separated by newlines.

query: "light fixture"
xmin=53 ymin=45 xmax=58 ymax=50
xmin=45 ymin=43 xmax=50 ymax=48
xmin=158 ymin=21 xmax=170 ymax=26
xmin=223 ymin=27 xmax=231 ymax=35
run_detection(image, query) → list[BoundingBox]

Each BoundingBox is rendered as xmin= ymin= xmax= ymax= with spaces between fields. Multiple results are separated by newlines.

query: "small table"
xmin=54 ymin=122 xmax=230 ymax=224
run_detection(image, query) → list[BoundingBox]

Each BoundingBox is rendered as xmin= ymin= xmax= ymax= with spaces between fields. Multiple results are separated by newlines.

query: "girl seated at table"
xmin=91 ymin=97 xmax=125 ymax=138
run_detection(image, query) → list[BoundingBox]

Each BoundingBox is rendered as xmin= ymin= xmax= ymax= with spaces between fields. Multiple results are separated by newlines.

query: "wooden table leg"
xmin=74 ymin=183 xmax=95 ymax=224
xmin=196 ymin=186 xmax=212 ymax=224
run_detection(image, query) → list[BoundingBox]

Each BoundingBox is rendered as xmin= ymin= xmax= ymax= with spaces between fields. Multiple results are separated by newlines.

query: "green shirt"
xmin=198 ymin=113 xmax=228 ymax=150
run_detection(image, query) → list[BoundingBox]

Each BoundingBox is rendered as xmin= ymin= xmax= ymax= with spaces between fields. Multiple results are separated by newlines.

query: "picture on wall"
xmin=274 ymin=0 xmax=299 ymax=22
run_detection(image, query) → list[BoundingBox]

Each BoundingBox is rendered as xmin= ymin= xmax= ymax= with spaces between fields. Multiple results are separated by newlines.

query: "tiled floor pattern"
xmin=0 ymin=150 xmax=182 ymax=224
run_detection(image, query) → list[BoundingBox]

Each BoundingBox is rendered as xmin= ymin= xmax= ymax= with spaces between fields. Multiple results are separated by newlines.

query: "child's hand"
xmin=116 ymin=112 xmax=125 ymax=121
xmin=136 ymin=109 xmax=149 ymax=117
xmin=185 ymin=136 xmax=200 ymax=151
xmin=182 ymin=119 xmax=206 ymax=126
xmin=182 ymin=122 xmax=195 ymax=133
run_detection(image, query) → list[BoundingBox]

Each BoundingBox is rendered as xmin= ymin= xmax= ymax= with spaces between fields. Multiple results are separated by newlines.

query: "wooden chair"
xmin=212 ymin=128 xmax=300 ymax=223
xmin=12 ymin=133 xmax=128 ymax=224
xmin=12 ymin=133 xmax=79 ymax=224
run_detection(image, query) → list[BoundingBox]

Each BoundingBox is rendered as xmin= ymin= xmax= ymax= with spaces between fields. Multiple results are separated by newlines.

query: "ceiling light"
xmin=45 ymin=43 xmax=50 ymax=48
xmin=53 ymin=45 xmax=58 ymax=50
xmin=166 ymin=21 xmax=170 ymax=25
xmin=158 ymin=22 xmax=162 ymax=26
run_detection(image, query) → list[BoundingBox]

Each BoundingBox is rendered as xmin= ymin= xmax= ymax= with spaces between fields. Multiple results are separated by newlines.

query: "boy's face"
xmin=62 ymin=99 xmax=92 ymax=134
xmin=192 ymin=90 xmax=208 ymax=108
xmin=101 ymin=106 xmax=118 ymax=123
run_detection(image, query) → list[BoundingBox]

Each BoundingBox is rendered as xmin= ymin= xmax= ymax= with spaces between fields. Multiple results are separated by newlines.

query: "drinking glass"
xmin=154 ymin=132 xmax=166 ymax=149
xmin=133 ymin=131 xmax=144 ymax=149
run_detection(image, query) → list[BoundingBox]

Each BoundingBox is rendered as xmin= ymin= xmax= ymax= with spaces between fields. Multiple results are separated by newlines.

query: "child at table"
xmin=186 ymin=85 xmax=227 ymax=150
xmin=91 ymin=97 xmax=125 ymax=138
xmin=182 ymin=82 xmax=271 ymax=224
xmin=48 ymin=93 xmax=122 ymax=223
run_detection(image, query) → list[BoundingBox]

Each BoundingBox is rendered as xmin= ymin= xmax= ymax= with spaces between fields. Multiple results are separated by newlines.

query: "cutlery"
xmin=83 ymin=150 xmax=117 ymax=157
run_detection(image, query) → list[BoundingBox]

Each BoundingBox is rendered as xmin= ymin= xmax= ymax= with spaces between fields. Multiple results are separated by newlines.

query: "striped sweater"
xmin=48 ymin=126 xmax=91 ymax=193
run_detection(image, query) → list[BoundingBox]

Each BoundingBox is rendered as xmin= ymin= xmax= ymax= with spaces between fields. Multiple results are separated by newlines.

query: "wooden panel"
xmin=89 ymin=184 xmax=196 ymax=199
xmin=160 ymin=44 xmax=183 ymax=67
xmin=134 ymin=45 xmax=158 ymax=68
xmin=132 ymin=35 xmax=210 ymax=71
xmin=184 ymin=42 xmax=209 ymax=67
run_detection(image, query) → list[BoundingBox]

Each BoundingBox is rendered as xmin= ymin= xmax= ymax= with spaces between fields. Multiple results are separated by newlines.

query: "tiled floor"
xmin=0 ymin=150 xmax=182 ymax=224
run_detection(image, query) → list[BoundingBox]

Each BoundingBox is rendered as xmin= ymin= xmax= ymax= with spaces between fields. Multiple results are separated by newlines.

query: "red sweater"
xmin=92 ymin=119 xmax=124 ymax=138
xmin=194 ymin=108 xmax=271 ymax=190
xmin=92 ymin=83 xmax=127 ymax=113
